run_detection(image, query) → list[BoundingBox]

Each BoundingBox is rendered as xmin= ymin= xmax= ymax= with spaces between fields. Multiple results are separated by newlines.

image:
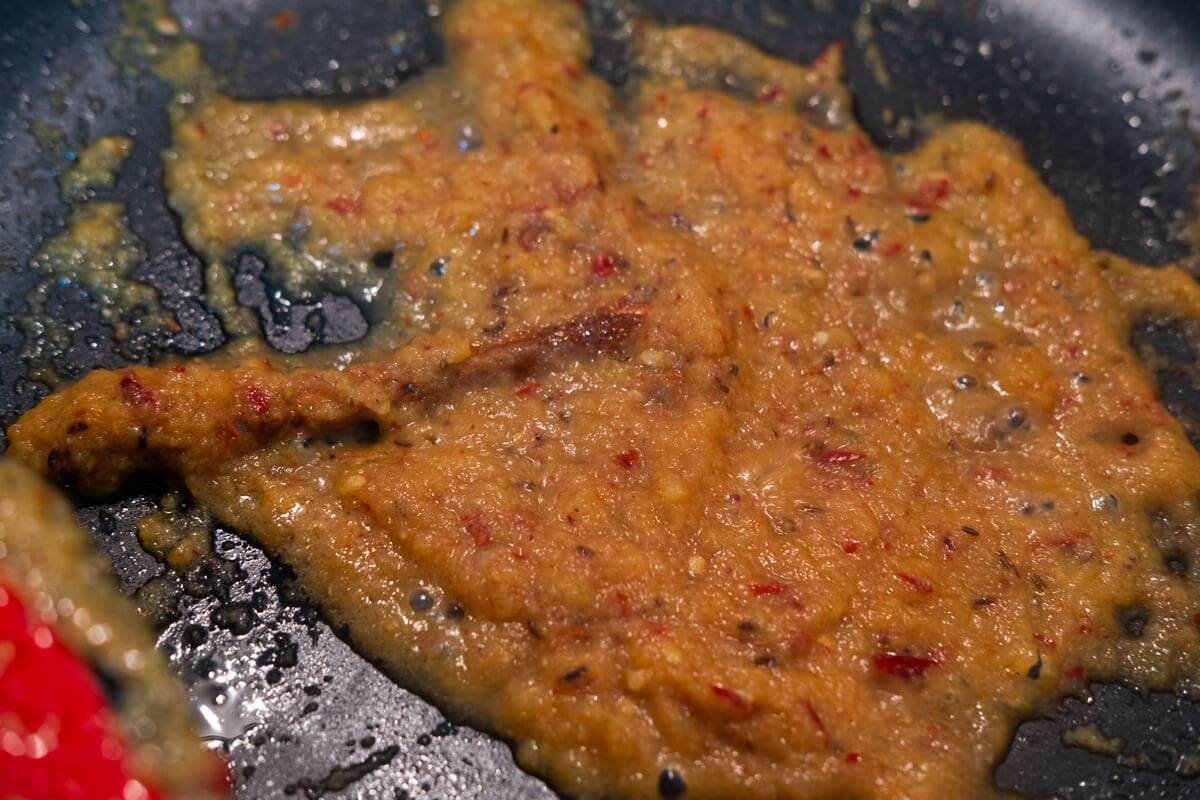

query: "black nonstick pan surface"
xmin=3 ymin=0 xmax=1200 ymax=797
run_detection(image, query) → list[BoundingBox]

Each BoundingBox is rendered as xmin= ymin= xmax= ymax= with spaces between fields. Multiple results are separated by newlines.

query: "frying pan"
xmin=2 ymin=0 xmax=1200 ymax=797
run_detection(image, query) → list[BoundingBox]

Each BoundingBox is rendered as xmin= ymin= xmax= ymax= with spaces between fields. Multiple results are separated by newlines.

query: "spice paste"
xmin=11 ymin=0 xmax=1200 ymax=797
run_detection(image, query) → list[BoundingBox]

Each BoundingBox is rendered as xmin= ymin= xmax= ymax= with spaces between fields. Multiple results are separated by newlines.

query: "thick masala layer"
xmin=11 ymin=0 xmax=1200 ymax=797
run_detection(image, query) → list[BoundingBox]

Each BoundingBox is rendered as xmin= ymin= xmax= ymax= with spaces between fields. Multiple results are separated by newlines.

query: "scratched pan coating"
xmin=2 ymin=0 xmax=1200 ymax=797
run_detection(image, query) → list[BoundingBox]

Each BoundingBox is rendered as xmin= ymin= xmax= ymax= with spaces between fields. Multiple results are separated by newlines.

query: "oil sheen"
xmin=11 ymin=1 xmax=1200 ymax=798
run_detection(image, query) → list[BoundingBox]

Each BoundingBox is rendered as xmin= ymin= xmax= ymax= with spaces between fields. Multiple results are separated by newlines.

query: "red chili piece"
xmin=973 ymin=465 xmax=1009 ymax=483
xmin=872 ymin=652 xmax=937 ymax=680
xmin=710 ymin=684 xmax=747 ymax=708
xmin=759 ymin=85 xmax=785 ymax=103
xmin=750 ymin=581 xmax=784 ymax=596
xmin=817 ymin=450 xmax=866 ymax=465
xmin=803 ymin=699 xmax=829 ymax=742
xmin=1033 ymin=633 xmax=1057 ymax=649
xmin=326 ymin=195 xmax=361 ymax=217
xmin=243 ymin=386 xmax=270 ymax=415
xmin=271 ymin=9 xmax=297 ymax=29
xmin=461 ymin=512 xmax=493 ymax=547
xmin=613 ymin=449 xmax=640 ymax=468
xmin=591 ymin=254 xmax=615 ymax=278
xmin=119 ymin=373 xmax=158 ymax=410
xmin=515 ymin=382 xmax=540 ymax=399
xmin=906 ymin=178 xmax=951 ymax=212
xmin=614 ymin=591 xmax=631 ymax=616
xmin=896 ymin=572 xmax=933 ymax=593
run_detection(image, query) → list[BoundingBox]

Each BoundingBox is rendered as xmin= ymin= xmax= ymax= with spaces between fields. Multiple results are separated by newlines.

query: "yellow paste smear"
xmin=11 ymin=1 xmax=1200 ymax=798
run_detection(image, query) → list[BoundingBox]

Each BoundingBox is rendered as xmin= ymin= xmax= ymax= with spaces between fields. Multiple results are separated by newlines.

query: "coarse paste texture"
xmin=11 ymin=0 xmax=1200 ymax=797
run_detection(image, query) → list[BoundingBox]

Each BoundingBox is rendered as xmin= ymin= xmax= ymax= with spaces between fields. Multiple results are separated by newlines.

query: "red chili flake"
xmin=243 ymin=386 xmax=270 ymax=415
xmin=817 ymin=449 xmax=867 ymax=465
xmin=652 ymin=624 xmax=672 ymax=637
xmin=517 ymin=80 xmax=538 ymax=95
xmin=872 ymin=652 xmax=937 ymax=680
xmin=803 ymin=699 xmax=829 ymax=742
xmin=1065 ymin=665 xmax=1085 ymax=679
xmin=510 ymin=549 xmax=528 ymax=561
xmin=119 ymin=373 xmax=158 ymax=409
xmin=896 ymin=572 xmax=933 ymax=593
xmin=326 ymin=195 xmax=361 ymax=217
xmin=195 ymin=120 xmax=207 ymax=138
xmin=515 ymin=382 xmax=540 ymax=399
xmin=816 ymin=144 xmax=832 ymax=160
xmin=751 ymin=581 xmax=784 ymax=596
xmin=613 ymin=449 xmax=640 ymax=468
xmin=1033 ymin=633 xmax=1057 ymax=649
xmin=283 ymin=173 xmax=303 ymax=188
xmin=882 ymin=241 xmax=904 ymax=257
xmin=905 ymin=177 xmax=951 ymax=212
xmin=1052 ymin=395 xmax=1080 ymax=422
xmin=846 ymin=186 xmax=862 ymax=200
xmin=973 ymin=465 xmax=1009 ymax=483
xmin=852 ymin=135 xmax=870 ymax=155
xmin=270 ymin=9 xmax=297 ymax=29
xmin=812 ymin=40 xmax=846 ymax=69
xmin=844 ymin=752 xmax=862 ymax=764
xmin=710 ymin=684 xmax=747 ymax=708
xmin=417 ymin=129 xmax=439 ymax=151
xmin=942 ymin=536 xmax=956 ymax=557
xmin=843 ymin=539 xmax=859 ymax=554
xmin=461 ymin=512 xmax=493 ymax=547
xmin=1193 ymin=611 xmax=1200 ymax=626
xmin=562 ymin=62 xmax=581 ymax=80
xmin=591 ymin=254 xmax=615 ymax=278
xmin=759 ymin=85 xmax=785 ymax=103
xmin=614 ymin=591 xmax=631 ymax=616
xmin=170 ymin=365 xmax=186 ymax=373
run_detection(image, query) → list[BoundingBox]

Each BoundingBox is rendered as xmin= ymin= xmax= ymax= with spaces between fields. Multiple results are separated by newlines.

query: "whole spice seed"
xmin=560 ymin=665 xmax=588 ymax=682
xmin=852 ymin=229 xmax=880 ymax=251
xmin=409 ymin=589 xmax=435 ymax=612
xmin=658 ymin=769 xmax=687 ymax=798
xmin=1026 ymin=652 xmax=1043 ymax=680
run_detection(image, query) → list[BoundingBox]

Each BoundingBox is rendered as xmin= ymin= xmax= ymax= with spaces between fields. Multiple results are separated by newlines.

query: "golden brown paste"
xmin=11 ymin=1 xmax=1200 ymax=797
